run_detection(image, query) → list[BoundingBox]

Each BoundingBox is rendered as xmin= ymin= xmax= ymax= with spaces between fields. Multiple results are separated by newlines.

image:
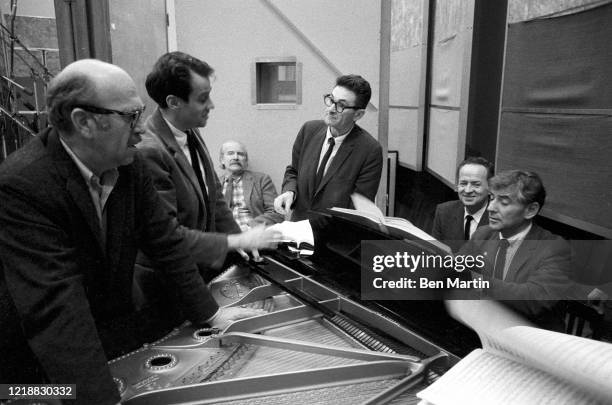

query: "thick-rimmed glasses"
xmin=323 ymin=94 xmax=362 ymax=113
xmin=75 ymin=104 xmax=146 ymax=129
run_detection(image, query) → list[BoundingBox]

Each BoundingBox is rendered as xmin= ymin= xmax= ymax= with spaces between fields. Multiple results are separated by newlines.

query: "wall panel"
xmin=389 ymin=0 xmax=427 ymax=169
xmin=426 ymin=0 xmax=474 ymax=186
xmin=498 ymin=2 xmax=612 ymax=237
xmin=175 ymin=0 xmax=381 ymax=189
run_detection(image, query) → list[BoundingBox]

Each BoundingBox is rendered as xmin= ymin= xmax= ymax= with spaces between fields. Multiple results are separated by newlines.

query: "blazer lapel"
xmin=104 ymin=173 xmax=127 ymax=266
xmin=242 ymin=171 xmax=255 ymax=205
xmin=505 ymin=225 xmax=540 ymax=281
xmin=480 ymin=231 xmax=500 ymax=278
xmin=314 ymin=126 xmax=358 ymax=195
xmin=148 ymin=109 xmax=205 ymax=204
xmin=191 ymin=129 xmax=215 ymax=229
xmin=305 ymin=126 xmax=328 ymax=198
xmin=478 ymin=206 xmax=490 ymax=228
xmin=48 ymin=131 xmax=106 ymax=255
xmin=66 ymin=176 xmax=106 ymax=253
xmin=453 ymin=202 xmax=466 ymax=241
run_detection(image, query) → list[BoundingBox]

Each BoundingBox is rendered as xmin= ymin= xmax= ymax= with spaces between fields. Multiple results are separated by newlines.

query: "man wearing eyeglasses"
xmin=0 ymin=59 xmax=279 ymax=404
xmin=274 ymin=74 xmax=383 ymax=221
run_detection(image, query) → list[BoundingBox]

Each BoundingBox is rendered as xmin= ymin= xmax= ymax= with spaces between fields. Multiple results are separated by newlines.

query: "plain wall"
xmin=174 ymin=0 xmax=381 ymax=190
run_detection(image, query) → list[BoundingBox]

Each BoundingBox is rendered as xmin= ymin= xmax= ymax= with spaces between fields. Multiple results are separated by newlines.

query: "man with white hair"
xmin=219 ymin=140 xmax=283 ymax=230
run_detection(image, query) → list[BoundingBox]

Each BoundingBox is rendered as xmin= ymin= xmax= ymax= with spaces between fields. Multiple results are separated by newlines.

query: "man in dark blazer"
xmin=219 ymin=140 xmax=283 ymax=229
xmin=0 ymin=60 xmax=278 ymax=404
xmin=459 ymin=170 xmax=571 ymax=331
xmin=274 ymin=74 xmax=383 ymax=221
xmin=135 ymin=52 xmax=258 ymax=309
xmin=432 ymin=157 xmax=494 ymax=252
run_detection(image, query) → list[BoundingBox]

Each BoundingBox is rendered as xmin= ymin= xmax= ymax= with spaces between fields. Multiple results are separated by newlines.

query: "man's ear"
xmin=71 ymin=108 xmax=96 ymax=139
xmin=353 ymin=109 xmax=366 ymax=121
xmin=524 ymin=202 xmax=540 ymax=220
xmin=166 ymin=95 xmax=182 ymax=110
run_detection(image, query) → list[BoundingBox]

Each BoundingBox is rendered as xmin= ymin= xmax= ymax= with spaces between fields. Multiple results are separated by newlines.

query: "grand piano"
xmin=109 ymin=210 xmax=480 ymax=404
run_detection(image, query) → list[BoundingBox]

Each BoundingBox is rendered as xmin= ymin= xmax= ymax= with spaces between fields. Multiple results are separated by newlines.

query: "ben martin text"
xmin=372 ymin=277 xmax=489 ymax=289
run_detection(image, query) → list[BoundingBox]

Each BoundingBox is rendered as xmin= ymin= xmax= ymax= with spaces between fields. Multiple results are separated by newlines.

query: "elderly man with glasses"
xmin=274 ymin=74 xmax=383 ymax=221
xmin=0 ymin=59 xmax=279 ymax=404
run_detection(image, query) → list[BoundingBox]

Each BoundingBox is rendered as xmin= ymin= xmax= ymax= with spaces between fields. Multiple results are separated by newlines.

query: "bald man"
xmin=219 ymin=140 xmax=283 ymax=230
xmin=0 ymin=59 xmax=279 ymax=404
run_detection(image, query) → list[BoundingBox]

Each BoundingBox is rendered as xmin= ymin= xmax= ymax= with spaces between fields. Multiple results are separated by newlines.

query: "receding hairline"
xmin=221 ymin=140 xmax=246 ymax=152
xmin=458 ymin=163 xmax=489 ymax=177
xmin=56 ymin=59 xmax=124 ymax=81
xmin=53 ymin=59 xmax=137 ymax=102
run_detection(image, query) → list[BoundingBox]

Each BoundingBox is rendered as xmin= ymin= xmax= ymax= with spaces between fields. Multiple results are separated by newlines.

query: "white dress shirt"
xmin=161 ymin=114 xmax=209 ymax=194
xmin=464 ymin=202 xmax=488 ymax=239
xmin=498 ymin=222 xmax=532 ymax=280
xmin=317 ymin=126 xmax=351 ymax=175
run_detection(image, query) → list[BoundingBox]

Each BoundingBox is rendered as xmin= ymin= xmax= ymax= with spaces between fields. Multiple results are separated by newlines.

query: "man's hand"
xmin=274 ymin=191 xmax=294 ymax=216
xmin=235 ymin=248 xmax=263 ymax=262
xmin=587 ymin=288 xmax=608 ymax=314
xmin=227 ymin=225 xmax=281 ymax=251
xmin=208 ymin=306 xmax=267 ymax=330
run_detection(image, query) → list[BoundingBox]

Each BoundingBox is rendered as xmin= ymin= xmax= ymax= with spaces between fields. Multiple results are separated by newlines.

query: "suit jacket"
xmin=220 ymin=170 xmax=283 ymax=226
xmin=282 ymin=120 xmax=383 ymax=221
xmin=432 ymin=200 xmax=489 ymax=252
xmin=459 ymin=224 xmax=571 ymax=331
xmin=135 ymin=109 xmax=240 ymax=292
xmin=138 ymin=108 xmax=240 ymax=236
xmin=0 ymin=128 xmax=226 ymax=404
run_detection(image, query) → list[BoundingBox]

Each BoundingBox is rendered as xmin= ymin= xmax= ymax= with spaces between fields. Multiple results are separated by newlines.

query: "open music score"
xmin=417 ymin=300 xmax=612 ymax=405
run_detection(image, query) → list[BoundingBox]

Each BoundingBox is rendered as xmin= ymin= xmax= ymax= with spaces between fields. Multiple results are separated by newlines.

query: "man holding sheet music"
xmin=274 ymin=74 xmax=383 ymax=221
xmin=459 ymin=170 xmax=572 ymax=331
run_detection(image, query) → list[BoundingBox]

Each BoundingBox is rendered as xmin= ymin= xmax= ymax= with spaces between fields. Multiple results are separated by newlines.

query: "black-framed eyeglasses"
xmin=323 ymin=94 xmax=362 ymax=113
xmin=75 ymin=104 xmax=146 ymax=129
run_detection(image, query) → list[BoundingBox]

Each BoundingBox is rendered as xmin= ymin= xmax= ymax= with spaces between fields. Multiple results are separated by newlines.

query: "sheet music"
xmin=490 ymin=326 xmax=612 ymax=402
xmin=268 ymin=220 xmax=314 ymax=248
xmin=423 ymin=300 xmax=612 ymax=405
xmin=417 ymin=350 xmax=599 ymax=405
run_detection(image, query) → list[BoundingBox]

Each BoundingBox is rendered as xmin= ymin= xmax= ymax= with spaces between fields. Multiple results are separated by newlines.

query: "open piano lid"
xmin=109 ymin=209 xmax=479 ymax=404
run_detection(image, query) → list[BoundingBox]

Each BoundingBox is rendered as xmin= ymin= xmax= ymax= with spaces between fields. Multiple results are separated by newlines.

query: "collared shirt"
xmin=61 ymin=135 xmax=223 ymax=323
xmin=464 ymin=202 xmax=488 ymax=239
xmin=222 ymin=175 xmax=253 ymax=231
xmin=161 ymin=113 xmax=209 ymax=194
xmin=317 ymin=126 xmax=351 ymax=175
xmin=497 ymin=222 xmax=532 ymax=280
xmin=60 ymin=138 xmax=118 ymax=245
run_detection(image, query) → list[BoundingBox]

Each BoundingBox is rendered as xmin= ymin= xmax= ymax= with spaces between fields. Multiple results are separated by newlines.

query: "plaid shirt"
xmin=223 ymin=176 xmax=253 ymax=231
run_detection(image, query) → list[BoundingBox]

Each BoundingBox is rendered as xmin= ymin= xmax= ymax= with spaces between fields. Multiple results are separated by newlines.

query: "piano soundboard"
xmin=110 ymin=257 xmax=460 ymax=404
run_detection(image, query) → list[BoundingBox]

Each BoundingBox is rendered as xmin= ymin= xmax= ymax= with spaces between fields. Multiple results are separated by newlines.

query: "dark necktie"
xmin=225 ymin=178 xmax=234 ymax=208
xmin=315 ymin=137 xmax=335 ymax=188
xmin=186 ymin=131 xmax=206 ymax=196
xmin=464 ymin=215 xmax=473 ymax=240
xmin=186 ymin=130 xmax=212 ymax=228
xmin=493 ymin=239 xmax=510 ymax=280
